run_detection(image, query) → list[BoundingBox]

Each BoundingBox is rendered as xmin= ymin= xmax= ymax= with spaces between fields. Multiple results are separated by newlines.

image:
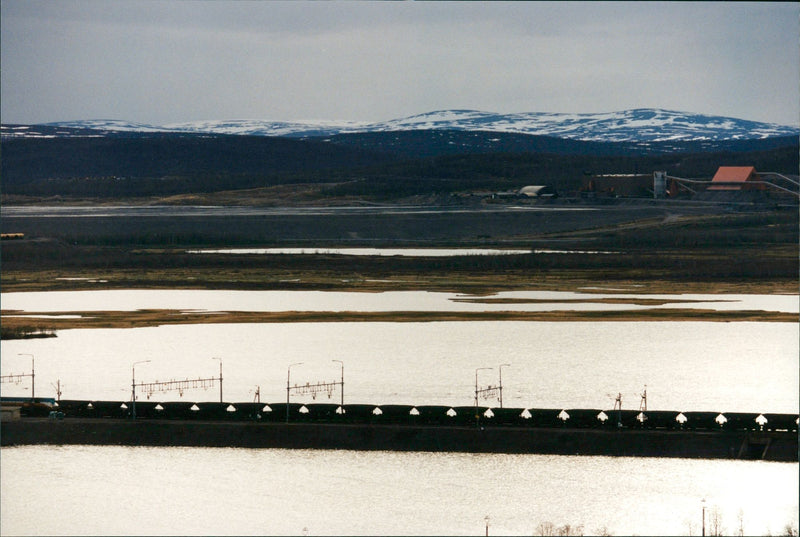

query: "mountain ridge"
xmin=6 ymin=108 xmax=797 ymax=143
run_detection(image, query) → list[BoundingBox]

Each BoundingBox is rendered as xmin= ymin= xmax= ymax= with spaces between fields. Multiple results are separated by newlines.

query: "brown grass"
xmin=1 ymin=308 xmax=796 ymax=335
xmin=2 ymin=266 xmax=797 ymax=295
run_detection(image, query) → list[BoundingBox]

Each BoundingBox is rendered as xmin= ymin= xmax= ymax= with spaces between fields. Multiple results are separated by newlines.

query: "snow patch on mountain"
xmin=57 ymin=119 xmax=170 ymax=132
xmin=162 ymin=118 xmax=372 ymax=137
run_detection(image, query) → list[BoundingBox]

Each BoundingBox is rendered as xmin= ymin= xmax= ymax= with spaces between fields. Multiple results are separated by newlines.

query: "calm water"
xmin=0 ymin=204 xmax=597 ymax=218
xmin=3 ymin=289 xmax=798 ymax=314
xmin=189 ymin=247 xmax=534 ymax=256
xmin=1 ymin=320 xmax=796 ymax=413
xmin=186 ymin=247 xmax=616 ymax=256
xmin=1 ymin=290 xmax=797 ymax=535
xmin=1 ymin=446 xmax=796 ymax=536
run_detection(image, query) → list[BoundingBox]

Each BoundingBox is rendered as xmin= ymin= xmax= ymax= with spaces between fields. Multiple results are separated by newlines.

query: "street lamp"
xmin=332 ymin=360 xmax=344 ymax=410
xmin=701 ymin=498 xmax=706 ymax=537
xmin=17 ymin=354 xmax=34 ymax=401
xmin=498 ymin=363 xmax=511 ymax=408
xmin=287 ymin=362 xmax=303 ymax=423
xmin=131 ymin=360 xmax=151 ymax=420
xmin=212 ymin=357 xmax=223 ymax=403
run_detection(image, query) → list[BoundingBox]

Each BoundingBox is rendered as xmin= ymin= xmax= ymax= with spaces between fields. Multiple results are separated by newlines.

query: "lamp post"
xmin=212 ymin=357 xmax=223 ymax=403
xmin=498 ymin=363 xmax=511 ymax=408
xmin=701 ymin=498 xmax=706 ymax=537
xmin=17 ymin=354 xmax=34 ymax=401
xmin=332 ymin=360 xmax=344 ymax=410
xmin=131 ymin=360 xmax=151 ymax=420
xmin=287 ymin=362 xmax=303 ymax=423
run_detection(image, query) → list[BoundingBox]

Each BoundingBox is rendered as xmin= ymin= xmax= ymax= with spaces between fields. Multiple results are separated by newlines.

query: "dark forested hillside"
xmin=1 ymin=129 xmax=797 ymax=200
xmin=0 ymin=133 xmax=398 ymax=183
xmin=319 ymin=145 xmax=799 ymax=199
xmin=319 ymin=131 xmax=800 ymax=159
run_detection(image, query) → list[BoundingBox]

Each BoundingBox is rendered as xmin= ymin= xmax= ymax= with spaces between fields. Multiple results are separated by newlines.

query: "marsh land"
xmin=1 ymin=200 xmax=796 ymax=334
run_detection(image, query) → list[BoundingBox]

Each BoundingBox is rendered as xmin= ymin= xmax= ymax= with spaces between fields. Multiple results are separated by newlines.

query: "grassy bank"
xmin=2 ymin=262 xmax=798 ymax=295
xmin=1 ymin=308 xmax=796 ymax=335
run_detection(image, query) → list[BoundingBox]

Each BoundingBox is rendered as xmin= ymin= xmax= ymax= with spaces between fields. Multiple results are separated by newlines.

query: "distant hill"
xmin=5 ymin=108 xmax=798 ymax=143
xmin=315 ymin=108 xmax=799 ymax=142
xmin=3 ymin=123 xmax=797 ymax=161
xmin=2 ymin=108 xmax=797 ymax=201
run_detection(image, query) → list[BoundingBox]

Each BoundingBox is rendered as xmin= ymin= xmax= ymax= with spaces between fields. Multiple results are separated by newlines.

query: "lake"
xmin=1 ymin=289 xmax=797 ymax=535
xmin=1 ymin=445 xmax=796 ymax=536
xmin=1 ymin=316 xmax=796 ymax=414
xmin=3 ymin=289 xmax=798 ymax=314
xmin=0 ymin=204 xmax=599 ymax=218
xmin=186 ymin=247 xmax=614 ymax=256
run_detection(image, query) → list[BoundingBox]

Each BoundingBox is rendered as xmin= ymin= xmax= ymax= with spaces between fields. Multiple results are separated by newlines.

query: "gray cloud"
xmin=2 ymin=1 xmax=797 ymax=125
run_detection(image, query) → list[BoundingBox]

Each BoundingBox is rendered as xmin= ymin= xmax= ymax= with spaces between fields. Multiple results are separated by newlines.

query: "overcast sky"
xmin=2 ymin=1 xmax=798 ymax=126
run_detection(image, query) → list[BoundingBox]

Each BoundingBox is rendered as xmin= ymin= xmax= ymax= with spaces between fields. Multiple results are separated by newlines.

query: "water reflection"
xmin=1 ymin=446 xmax=796 ymax=536
xmin=1 ymin=321 xmax=796 ymax=413
xmin=2 ymin=289 xmax=797 ymax=313
xmin=188 ymin=247 xmax=535 ymax=256
xmin=186 ymin=247 xmax=616 ymax=256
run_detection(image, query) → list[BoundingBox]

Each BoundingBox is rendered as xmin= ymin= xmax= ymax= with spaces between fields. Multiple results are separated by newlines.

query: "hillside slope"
xmin=29 ymin=108 xmax=799 ymax=142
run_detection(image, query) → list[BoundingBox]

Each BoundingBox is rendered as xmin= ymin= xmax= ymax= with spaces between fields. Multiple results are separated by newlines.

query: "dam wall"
xmin=2 ymin=418 xmax=796 ymax=461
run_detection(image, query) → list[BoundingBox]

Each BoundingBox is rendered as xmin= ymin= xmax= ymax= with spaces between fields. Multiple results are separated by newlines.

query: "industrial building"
xmin=707 ymin=166 xmax=764 ymax=191
xmin=580 ymin=174 xmax=654 ymax=198
xmin=578 ymin=166 xmax=798 ymax=201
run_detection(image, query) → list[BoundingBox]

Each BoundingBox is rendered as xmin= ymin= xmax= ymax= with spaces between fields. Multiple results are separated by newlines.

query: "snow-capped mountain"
xmin=7 ymin=108 xmax=799 ymax=142
xmin=361 ymin=109 xmax=798 ymax=142
xmin=0 ymin=120 xmax=172 ymax=139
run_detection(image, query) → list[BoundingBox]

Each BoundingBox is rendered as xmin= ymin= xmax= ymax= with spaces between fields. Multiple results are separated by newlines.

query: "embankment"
xmin=1 ymin=418 xmax=796 ymax=461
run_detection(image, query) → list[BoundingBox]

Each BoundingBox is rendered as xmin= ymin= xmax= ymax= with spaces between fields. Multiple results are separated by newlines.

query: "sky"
xmin=1 ymin=1 xmax=798 ymax=126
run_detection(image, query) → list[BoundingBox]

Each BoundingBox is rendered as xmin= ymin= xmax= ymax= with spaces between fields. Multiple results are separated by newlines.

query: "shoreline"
xmin=2 ymin=268 xmax=797 ymax=296
xmin=1 ymin=307 xmax=798 ymax=334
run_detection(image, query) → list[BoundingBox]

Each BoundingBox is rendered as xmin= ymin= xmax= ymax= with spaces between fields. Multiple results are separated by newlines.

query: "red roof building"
xmin=707 ymin=166 xmax=764 ymax=191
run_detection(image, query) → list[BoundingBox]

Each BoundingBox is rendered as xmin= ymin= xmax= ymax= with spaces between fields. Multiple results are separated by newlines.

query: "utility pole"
xmin=51 ymin=380 xmax=62 ymax=402
xmin=498 ymin=364 xmax=510 ymax=408
xmin=613 ymin=392 xmax=623 ymax=428
xmin=131 ymin=360 xmax=151 ymax=420
xmin=17 ymin=354 xmax=34 ymax=401
xmin=475 ymin=367 xmax=492 ymax=427
xmin=287 ymin=362 xmax=303 ymax=423
xmin=212 ymin=357 xmax=223 ymax=403
xmin=332 ymin=360 xmax=344 ymax=410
